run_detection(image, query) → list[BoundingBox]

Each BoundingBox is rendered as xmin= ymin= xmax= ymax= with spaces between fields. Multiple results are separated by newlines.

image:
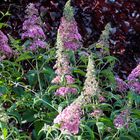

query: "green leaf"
xmin=0 ymin=86 xmax=8 ymax=94
xmin=16 ymin=52 xmax=33 ymax=62
xmin=119 ymin=135 xmax=136 ymax=140
xmin=26 ymin=70 xmax=37 ymax=86
xmin=99 ymin=117 xmax=113 ymax=127
xmin=47 ymin=85 xmax=60 ymax=93
xmin=73 ymin=68 xmax=86 ymax=76
xmin=99 ymin=103 xmax=113 ymax=111
xmin=104 ymin=56 xmax=118 ymax=63
xmin=81 ymin=124 xmax=95 ymax=140
xmin=101 ymin=69 xmax=115 ymax=84
xmin=13 ymin=86 xmax=25 ymax=96
xmin=8 ymin=111 xmax=21 ymax=123
xmin=2 ymin=127 xmax=8 ymax=139
xmin=22 ymin=110 xmax=35 ymax=122
xmin=0 ymin=23 xmax=8 ymax=29
xmin=96 ymin=122 xmax=105 ymax=134
xmin=34 ymin=121 xmax=44 ymax=140
xmin=131 ymin=109 xmax=140 ymax=118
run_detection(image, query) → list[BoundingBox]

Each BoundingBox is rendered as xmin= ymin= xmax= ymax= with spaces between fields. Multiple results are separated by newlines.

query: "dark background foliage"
xmin=0 ymin=0 xmax=140 ymax=78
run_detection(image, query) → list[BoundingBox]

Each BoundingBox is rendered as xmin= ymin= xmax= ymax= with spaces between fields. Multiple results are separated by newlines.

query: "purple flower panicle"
xmin=115 ymin=77 xmax=128 ymax=92
xmin=58 ymin=17 xmax=82 ymax=51
xmin=127 ymin=64 xmax=140 ymax=94
xmin=114 ymin=109 xmax=129 ymax=129
xmin=0 ymin=31 xmax=13 ymax=57
xmin=22 ymin=3 xmax=46 ymax=51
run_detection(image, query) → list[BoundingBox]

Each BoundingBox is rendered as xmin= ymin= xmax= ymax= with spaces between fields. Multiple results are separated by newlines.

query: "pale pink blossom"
xmin=54 ymin=103 xmax=82 ymax=134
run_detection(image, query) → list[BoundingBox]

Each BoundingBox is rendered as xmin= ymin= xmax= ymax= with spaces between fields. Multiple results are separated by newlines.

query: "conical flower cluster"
xmin=58 ymin=0 xmax=82 ymax=51
xmin=0 ymin=30 xmax=13 ymax=58
xmin=114 ymin=109 xmax=130 ymax=129
xmin=52 ymin=32 xmax=77 ymax=96
xmin=115 ymin=77 xmax=128 ymax=93
xmin=96 ymin=23 xmax=111 ymax=48
xmin=83 ymin=55 xmax=99 ymax=96
xmin=22 ymin=3 xmax=46 ymax=51
xmin=54 ymin=103 xmax=82 ymax=134
xmin=71 ymin=55 xmax=100 ymax=105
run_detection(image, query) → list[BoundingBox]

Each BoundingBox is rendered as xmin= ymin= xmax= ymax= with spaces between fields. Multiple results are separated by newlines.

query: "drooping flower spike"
xmin=114 ymin=109 xmax=130 ymax=129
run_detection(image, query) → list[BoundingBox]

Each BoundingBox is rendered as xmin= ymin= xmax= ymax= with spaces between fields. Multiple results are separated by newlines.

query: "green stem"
xmin=10 ymin=81 xmax=58 ymax=112
xmin=35 ymin=56 xmax=42 ymax=95
xmin=111 ymin=130 xmax=119 ymax=140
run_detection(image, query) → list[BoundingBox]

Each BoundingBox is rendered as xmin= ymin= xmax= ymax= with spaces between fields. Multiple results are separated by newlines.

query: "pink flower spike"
xmin=54 ymin=103 xmax=82 ymax=134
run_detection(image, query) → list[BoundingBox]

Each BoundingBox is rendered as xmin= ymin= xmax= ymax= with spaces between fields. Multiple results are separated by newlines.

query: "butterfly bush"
xmin=115 ymin=77 xmax=128 ymax=93
xmin=22 ymin=3 xmax=46 ymax=51
xmin=114 ymin=109 xmax=130 ymax=129
xmin=127 ymin=64 xmax=140 ymax=94
xmin=0 ymin=30 xmax=13 ymax=58
xmin=52 ymin=32 xmax=77 ymax=96
xmin=54 ymin=103 xmax=82 ymax=134
xmin=53 ymin=55 xmax=100 ymax=134
xmin=58 ymin=0 xmax=82 ymax=51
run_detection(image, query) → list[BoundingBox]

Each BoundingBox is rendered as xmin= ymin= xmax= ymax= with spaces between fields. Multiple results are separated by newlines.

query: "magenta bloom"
xmin=0 ymin=30 xmax=13 ymax=57
xmin=54 ymin=103 xmax=82 ymax=134
xmin=55 ymin=87 xmax=77 ymax=96
xmin=127 ymin=64 xmax=140 ymax=94
xmin=58 ymin=17 xmax=82 ymax=51
xmin=114 ymin=110 xmax=129 ymax=129
xmin=115 ymin=77 xmax=128 ymax=92
xmin=22 ymin=3 xmax=46 ymax=51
